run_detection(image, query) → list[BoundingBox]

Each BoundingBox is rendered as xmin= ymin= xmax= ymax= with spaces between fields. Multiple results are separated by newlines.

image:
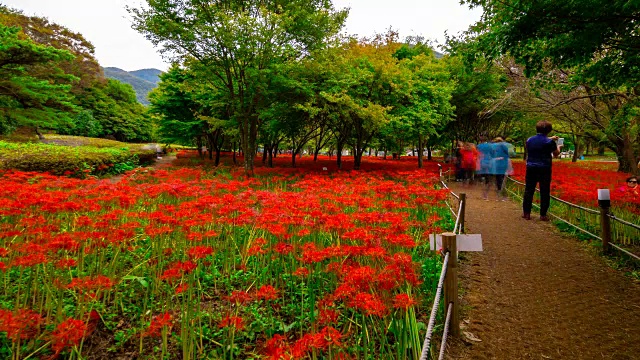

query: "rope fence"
xmin=505 ymin=177 xmax=640 ymax=261
xmin=418 ymin=165 xmax=465 ymax=359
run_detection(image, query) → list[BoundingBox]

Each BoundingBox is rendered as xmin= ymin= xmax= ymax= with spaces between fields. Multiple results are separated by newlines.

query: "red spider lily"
xmin=264 ymin=334 xmax=292 ymax=360
xmin=348 ymin=293 xmax=388 ymax=317
xmin=296 ymin=229 xmax=311 ymax=237
xmin=175 ymin=283 xmax=189 ymax=294
xmin=385 ymin=233 xmax=417 ymax=248
xmin=247 ymin=245 xmax=266 ymax=256
xmin=219 ymin=315 xmax=244 ymax=331
xmin=161 ymin=260 xmax=198 ymax=282
xmin=292 ymin=267 xmax=309 ymax=277
xmin=187 ymin=245 xmax=214 ymax=260
xmin=274 ymin=242 xmax=294 ymax=255
xmin=144 ymin=312 xmax=173 ymax=338
xmin=256 ymin=285 xmax=279 ymax=301
xmin=0 ymin=308 xmax=44 ymax=341
xmin=66 ymin=275 xmax=115 ymax=292
xmin=291 ymin=326 xmax=343 ymax=358
xmin=393 ymin=293 xmax=417 ymax=310
xmin=318 ymin=308 xmax=340 ymax=325
xmin=51 ymin=318 xmax=88 ymax=356
xmin=12 ymin=254 xmax=48 ymax=268
xmin=227 ymin=290 xmax=253 ymax=304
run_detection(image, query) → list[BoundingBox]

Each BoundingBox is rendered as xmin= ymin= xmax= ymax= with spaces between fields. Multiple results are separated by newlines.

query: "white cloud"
xmin=3 ymin=0 xmax=481 ymax=71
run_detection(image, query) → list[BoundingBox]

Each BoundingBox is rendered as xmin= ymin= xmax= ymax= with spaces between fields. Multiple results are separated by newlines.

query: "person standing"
xmin=522 ymin=121 xmax=562 ymax=221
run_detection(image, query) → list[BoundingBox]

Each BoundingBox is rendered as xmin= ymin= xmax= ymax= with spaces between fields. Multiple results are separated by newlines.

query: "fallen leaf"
xmin=463 ymin=331 xmax=482 ymax=342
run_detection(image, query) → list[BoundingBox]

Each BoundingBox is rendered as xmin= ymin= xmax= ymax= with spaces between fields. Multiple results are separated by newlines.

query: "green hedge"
xmin=0 ymin=140 xmax=156 ymax=177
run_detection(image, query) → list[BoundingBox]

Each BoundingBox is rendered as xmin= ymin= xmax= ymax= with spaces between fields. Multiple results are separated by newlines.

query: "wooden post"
xmin=442 ymin=232 xmax=460 ymax=337
xmin=599 ymin=205 xmax=611 ymax=254
xmin=598 ymin=189 xmax=611 ymax=254
xmin=459 ymin=193 xmax=466 ymax=234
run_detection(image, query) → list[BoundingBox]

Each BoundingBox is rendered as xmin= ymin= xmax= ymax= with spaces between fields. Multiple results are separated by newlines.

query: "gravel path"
xmin=446 ymin=184 xmax=640 ymax=360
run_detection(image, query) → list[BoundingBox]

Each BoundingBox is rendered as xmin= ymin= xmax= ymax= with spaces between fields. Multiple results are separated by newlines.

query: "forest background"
xmin=1 ymin=0 xmax=638 ymax=176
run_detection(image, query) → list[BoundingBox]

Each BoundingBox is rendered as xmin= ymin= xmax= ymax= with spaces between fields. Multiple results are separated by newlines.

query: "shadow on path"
xmin=446 ymin=183 xmax=640 ymax=360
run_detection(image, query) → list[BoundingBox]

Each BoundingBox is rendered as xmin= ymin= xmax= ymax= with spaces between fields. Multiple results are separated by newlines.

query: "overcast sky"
xmin=3 ymin=0 xmax=481 ymax=72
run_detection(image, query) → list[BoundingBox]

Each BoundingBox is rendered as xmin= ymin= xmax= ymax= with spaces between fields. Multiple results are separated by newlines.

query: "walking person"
xmin=522 ymin=121 xmax=562 ymax=221
xmin=460 ymin=142 xmax=479 ymax=185
xmin=492 ymin=137 xmax=511 ymax=201
xmin=476 ymin=135 xmax=495 ymax=200
xmin=455 ymin=141 xmax=464 ymax=181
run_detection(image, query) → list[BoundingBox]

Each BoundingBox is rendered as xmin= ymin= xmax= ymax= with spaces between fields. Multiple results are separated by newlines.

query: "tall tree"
xmin=392 ymin=42 xmax=455 ymax=168
xmin=464 ymin=0 xmax=640 ymax=88
xmin=130 ymin=0 xmax=347 ymax=176
xmin=0 ymin=23 xmax=76 ymax=137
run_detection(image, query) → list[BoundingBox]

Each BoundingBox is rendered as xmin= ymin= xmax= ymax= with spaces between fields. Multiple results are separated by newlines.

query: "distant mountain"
xmin=103 ymin=67 xmax=163 ymax=105
xmin=130 ymin=69 xmax=163 ymax=85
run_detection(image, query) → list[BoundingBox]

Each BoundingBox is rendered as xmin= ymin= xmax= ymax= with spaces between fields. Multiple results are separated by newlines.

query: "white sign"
xmin=429 ymin=234 xmax=483 ymax=252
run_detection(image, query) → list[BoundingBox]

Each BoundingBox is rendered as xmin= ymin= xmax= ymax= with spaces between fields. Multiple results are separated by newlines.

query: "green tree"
xmin=130 ymin=0 xmax=347 ymax=176
xmin=0 ymin=5 xmax=103 ymax=91
xmin=392 ymin=42 xmax=455 ymax=168
xmin=464 ymin=0 xmax=640 ymax=88
xmin=0 ymin=23 xmax=76 ymax=137
xmin=78 ymin=79 xmax=153 ymax=142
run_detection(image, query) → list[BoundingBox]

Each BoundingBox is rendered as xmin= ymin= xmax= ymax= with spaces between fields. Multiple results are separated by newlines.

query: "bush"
xmin=0 ymin=140 xmax=156 ymax=177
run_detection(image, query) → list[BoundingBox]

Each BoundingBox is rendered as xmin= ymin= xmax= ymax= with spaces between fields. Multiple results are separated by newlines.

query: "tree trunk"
xmin=336 ymin=140 xmax=344 ymax=169
xmin=196 ymin=136 xmax=203 ymax=158
xmin=240 ymin=115 xmax=258 ymax=176
xmin=427 ymin=145 xmax=432 ymax=161
xmin=417 ymin=134 xmax=424 ymax=169
xmin=571 ymin=134 xmax=579 ymax=163
xmin=353 ymin=146 xmax=363 ymax=170
xmin=34 ymin=126 xmax=45 ymax=141
xmin=215 ymin=147 xmax=221 ymax=166
xmin=598 ymin=145 xmax=605 ymax=156
xmin=262 ymin=144 xmax=268 ymax=164
xmin=233 ymin=142 xmax=237 ymax=165
xmin=615 ymin=135 xmax=638 ymax=174
xmin=268 ymin=147 xmax=273 ymax=168
xmin=292 ymin=151 xmax=297 ymax=168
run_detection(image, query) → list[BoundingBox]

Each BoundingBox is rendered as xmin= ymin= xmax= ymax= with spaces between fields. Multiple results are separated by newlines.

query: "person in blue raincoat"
xmin=491 ymin=137 xmax=512 ymax=200
xmin=476 ymin=135 xmax=495 ymax=200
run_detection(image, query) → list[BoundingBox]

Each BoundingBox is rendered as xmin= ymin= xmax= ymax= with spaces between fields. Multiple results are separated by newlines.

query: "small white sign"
xmin=429 ymin=234 xmax=483 ymax=252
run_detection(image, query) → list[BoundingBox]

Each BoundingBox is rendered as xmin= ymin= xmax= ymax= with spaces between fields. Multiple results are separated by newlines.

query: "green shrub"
xmin=0 ymin=140 xmax=155 ymax=177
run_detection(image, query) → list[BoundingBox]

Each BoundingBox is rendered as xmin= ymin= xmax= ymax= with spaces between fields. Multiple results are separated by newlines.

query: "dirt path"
xmin=446 ymin=184 xmax=640 ymax=360
xmin=109 ymin=154 xmax=176 ymax=183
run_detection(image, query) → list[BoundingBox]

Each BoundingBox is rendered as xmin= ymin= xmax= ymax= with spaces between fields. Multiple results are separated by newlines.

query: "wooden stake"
xmin=442 ymin=232 xmax=460 ymax=337
xmin=459 ymin=193 xmax=466 ymax=234
xmin=600 ymin=206 xmax=611 ymax=254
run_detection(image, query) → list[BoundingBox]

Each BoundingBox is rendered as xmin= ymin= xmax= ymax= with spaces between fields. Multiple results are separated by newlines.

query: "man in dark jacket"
xmin=522 ymin=121 xmax=561 ymax=221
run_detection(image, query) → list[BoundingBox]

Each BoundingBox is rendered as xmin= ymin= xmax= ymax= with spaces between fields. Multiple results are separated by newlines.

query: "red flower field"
xmin=511 ymin=161 xmax=640 ymax=215
xmin=0 ymin=156 xmax=452 ymax=359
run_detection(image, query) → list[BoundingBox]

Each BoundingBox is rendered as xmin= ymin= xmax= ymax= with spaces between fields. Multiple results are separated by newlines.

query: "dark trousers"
xmin=495 ymin=174 xmax=505 ymax=191
xmin=523 ymin=166 xmax=552 ymax=216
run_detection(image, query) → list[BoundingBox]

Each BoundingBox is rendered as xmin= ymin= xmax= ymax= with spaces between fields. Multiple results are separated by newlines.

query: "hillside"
xmin=103 ymin=67 xmax=162 ymax=105
xmin=130 ymin=68 xmax=163 ymax=85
